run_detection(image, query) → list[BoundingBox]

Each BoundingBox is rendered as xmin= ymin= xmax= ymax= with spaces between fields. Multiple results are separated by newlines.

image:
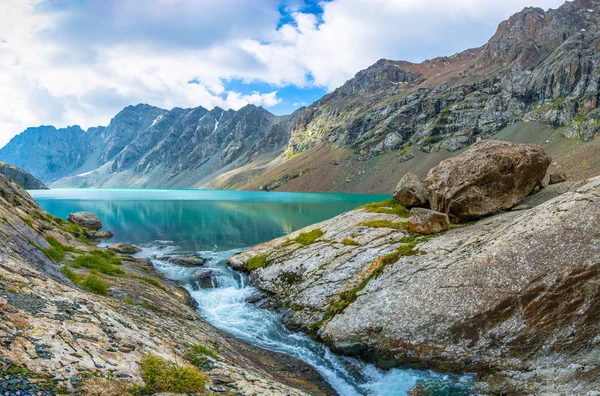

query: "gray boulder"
xmin=407 ymin=208 xmax=450 ymax=234
xmin=193 ymin=269 xmax=214 ymax=289
xmin=108 ymin=243 xmax=142 ymax=254
xmin=425 ymin=140 xmax=550 ymax=221
xmin=159 ymin=255 xmax=205 ymax=267
xmin=393 ymin=173 xmax=428 ymax=208
xmin=67 ymin=212 xmax=103 ymax=230
xmin=549 ymin=171 xmax=567 ymax=185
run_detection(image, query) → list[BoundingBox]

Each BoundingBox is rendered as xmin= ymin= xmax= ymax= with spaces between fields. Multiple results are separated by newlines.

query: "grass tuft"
xmin=71 ymin=251 xmax=124 ymax=276
xmin=186 ymin=344 xmax=218 ymax=368
xmin=359 ymin=199 xmax=410 ymax=218
xmin=61 ymin=266 xmax=81 ymax=283
xmin=247 ymin=254 xmax=268 ymax=271
xmin=138 ymin=355 xmax=206 ymax=393
xmin=80 ymin=275 xmax=109 ymax=296
xmin=341 ymin=238 xmax=360 ymax=246
xmin=358 ymin=220 xmax=405 ymax=229
xmin=293 ymin=228 xmax=324 ymax=245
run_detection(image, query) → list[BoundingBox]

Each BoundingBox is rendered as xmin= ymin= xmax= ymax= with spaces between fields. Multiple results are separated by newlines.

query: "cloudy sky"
xmin=0 ymin=0 xmax=566 ymax=148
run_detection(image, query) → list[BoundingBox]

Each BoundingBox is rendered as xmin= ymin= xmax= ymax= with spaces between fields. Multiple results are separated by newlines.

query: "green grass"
xmin=186 ymin=344 xmax=218 ymax=368
xmin=358 ymin=220 xmax=405 ymax=229
xmin=341 ymin=238 xmax=360 ymax=246
xmin=60 ymin=222 xmax=85 ymax=237
xmin=138 ymin=355 xmax=206 ymax=394
xmin=42 ymin=236 xmax=85 ymax=262
xmin=247 ymin=254 xmax=268 ymax=271
xmin=293 ymin=228 xmax=324 ymax=245
xmin=23 ymin=218 xmax=33 ymax=227
xmin=71 ymin=251 xmax=125 ymax=276
xmin=360 ymin=199 xmax=410 ymax=218
xmin=60 ymin=266 xmax=81 ymax=283
xmin=80 ymin=275 xmax=109 ymax=296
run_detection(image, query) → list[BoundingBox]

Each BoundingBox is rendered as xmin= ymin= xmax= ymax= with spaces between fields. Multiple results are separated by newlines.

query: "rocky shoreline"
xmin=0 ymin=174 xmax=333 ymax=395
xmin=228 ymin=143 xmax=600 ymax=394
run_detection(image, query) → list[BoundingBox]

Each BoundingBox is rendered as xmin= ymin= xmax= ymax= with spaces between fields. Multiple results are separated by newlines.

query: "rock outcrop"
xmin=67 ymin=212 xmax=103 ymax=231
xmin=425 ymin=140 xmax=551 ymax=220
xmin=0 ymin=174 xmax=331 ymax=394
xmin=107 ymin=242 xmax=142 ymax=254
xmin=393 ymin=173 xmax=429 ymax=208
xmin=0 ymin=162 xmax=48 ymax=190
xmin=229 ymin=175 xmax=600 ymax=393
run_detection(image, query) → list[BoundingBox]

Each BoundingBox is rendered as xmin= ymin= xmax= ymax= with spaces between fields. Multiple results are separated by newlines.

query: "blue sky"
xmin=0 ymin=0 xmax=566 ymax=147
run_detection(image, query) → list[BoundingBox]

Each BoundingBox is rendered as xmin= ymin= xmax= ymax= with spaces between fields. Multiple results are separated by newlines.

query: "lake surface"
xmin=30 ymin=189 xmax=471 ymax=395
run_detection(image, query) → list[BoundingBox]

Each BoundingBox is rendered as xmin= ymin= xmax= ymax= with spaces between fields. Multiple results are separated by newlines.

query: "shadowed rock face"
xmin=425 ymin=140 xmax=551 ymax=220
xmin=230 ymin=176 xmax=600 ymax=393
xmin=0 ymin=162 xmax=47 ymax=190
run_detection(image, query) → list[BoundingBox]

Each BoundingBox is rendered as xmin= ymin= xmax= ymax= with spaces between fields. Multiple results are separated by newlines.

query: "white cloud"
xmin=0 ymin=0 xmax=567 ymax=148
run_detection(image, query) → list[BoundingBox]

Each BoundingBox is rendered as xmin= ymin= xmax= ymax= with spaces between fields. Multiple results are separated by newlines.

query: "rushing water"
xmin=31 ymin=189 xmax=472 ymax=395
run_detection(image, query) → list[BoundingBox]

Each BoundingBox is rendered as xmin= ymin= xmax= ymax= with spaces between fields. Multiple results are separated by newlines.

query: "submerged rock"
xmin=108 ymin=242 xmax=142 ymax=254
xmin=67 ymin=212 xmax=103 ymax=230
xmin=425 ymin=140 xmax=550 ymax=220
xmin=159 ymin=255 xmax=205 ymax=267
xmin=407 ymin=208 xmax=450 ymax=234
xmin=393 ymin=173 xmax=429 ymax=208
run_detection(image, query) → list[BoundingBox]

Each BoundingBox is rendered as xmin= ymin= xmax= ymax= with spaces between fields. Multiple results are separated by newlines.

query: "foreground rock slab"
xmin=425 ymin=140 xmax=551 ymax=220
xmin=230 ymin=175 xmax=600 ymax=394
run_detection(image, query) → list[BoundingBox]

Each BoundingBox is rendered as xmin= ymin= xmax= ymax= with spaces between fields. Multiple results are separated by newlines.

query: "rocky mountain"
xmin=0 ymin=103 xmax=292 ymax=188
xmin=0 ymin=162 xmax=47 ymax=189
xmin=1 ymin=0 xmax=599 ymax=191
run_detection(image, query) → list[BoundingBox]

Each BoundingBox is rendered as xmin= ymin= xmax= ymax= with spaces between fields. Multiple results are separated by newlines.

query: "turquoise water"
xmin=30 ymin=189 xmax=471 ymax=395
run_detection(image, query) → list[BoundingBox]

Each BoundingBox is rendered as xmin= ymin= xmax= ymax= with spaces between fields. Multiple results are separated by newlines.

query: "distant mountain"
xmin=0 ymin=103 xmax=293 ymax=188
xmin=2 ymin=0 xmax=599 ymax=191
xmin=0 ymin=162 xmax=47 ymax=190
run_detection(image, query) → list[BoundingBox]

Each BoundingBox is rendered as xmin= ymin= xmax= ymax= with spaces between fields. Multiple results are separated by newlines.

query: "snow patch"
xmin=150 ymin=115 xmax=163 ymax=127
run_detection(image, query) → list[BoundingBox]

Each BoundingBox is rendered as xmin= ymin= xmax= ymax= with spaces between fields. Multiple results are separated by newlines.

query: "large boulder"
xmin=393 ymin=173 xmax=429 ymax=208
xmin=425 ymin=140 xmax=550 ymax=220
xmin=67 ymin=212 xmax=103 ymax=230
xmin=158 ymin=255 xmax=205 ymax=267
xmin=407 ymin=208 xmax=450 ymax=235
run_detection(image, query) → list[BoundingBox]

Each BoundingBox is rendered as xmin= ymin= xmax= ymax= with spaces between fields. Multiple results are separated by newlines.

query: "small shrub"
xmin=123 ymin=297 xmax=137 ymax=305
xmin=80 ymin=275 xmax=109 ymax=296
xmin=61 ymin=267 xmax=80 ymax=283
xmin=247 ymin=254 xmax=268 ymax=271
xmin=341 ymin=238 xmax=360 ymax=246
xmin=139 ymin=355 xmax=206 ymax=393
xmin=293 ymin=229 xmax=324 ymax=245
xmin=358 ymin=220 xmax=404 ymax=229
xmin=360 ymin=199 xmax=410 ymax=218
xmin=23 ymin=218 xmax=33 ymax=227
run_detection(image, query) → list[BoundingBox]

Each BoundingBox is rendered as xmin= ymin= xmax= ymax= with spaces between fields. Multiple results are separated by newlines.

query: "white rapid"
xmin=139 ymin=244 xmax=472 ymax=396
